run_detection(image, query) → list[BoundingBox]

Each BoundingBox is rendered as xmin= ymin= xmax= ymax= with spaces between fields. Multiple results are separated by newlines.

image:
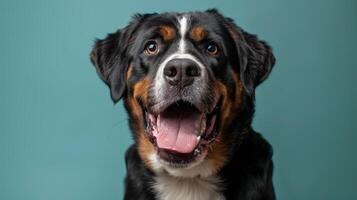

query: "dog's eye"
xmin=144 ymin=40 xmax=159 ymax=55
xmin=206 ymin=42 xmax=219 ymax=56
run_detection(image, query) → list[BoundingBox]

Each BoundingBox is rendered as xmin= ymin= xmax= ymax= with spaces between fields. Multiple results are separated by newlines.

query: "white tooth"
xmin=197 ymin=135 xmax=201 ymax=141
xmin=194 ymin=148 xmax=200 ymax=155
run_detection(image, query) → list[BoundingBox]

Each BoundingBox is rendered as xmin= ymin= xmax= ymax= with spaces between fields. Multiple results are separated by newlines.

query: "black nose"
xmin=163 ymin=58 xmax=201 ymax=87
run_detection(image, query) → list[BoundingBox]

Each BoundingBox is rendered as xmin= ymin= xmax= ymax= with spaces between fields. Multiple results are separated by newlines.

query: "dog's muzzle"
xmin=143 ymin=56 xmax=221 ymax=166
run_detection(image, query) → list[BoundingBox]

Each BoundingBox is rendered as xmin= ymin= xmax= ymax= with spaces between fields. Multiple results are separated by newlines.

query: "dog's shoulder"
xmin=220 ymin=131 xmax=275 ymax=199
xmin=124 ymin=145 xmax=156 ymax=200
xmin=238 ymin=131 xmax=274 ymax=161
xmin=153 ymin=173 xmax=225 ymax=200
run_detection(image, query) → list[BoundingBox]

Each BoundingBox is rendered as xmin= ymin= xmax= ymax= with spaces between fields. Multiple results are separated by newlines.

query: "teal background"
xmin=1 ymin=0 xmax=356 ymax=199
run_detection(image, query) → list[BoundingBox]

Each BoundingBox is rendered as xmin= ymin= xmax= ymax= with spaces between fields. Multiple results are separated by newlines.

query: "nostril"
xmin=164 ymin=59 xmax=201 ymax=87
xmin=186 ymin=65 xmax=200 ymax=77
xmin=164 ymin=66 xmax=177 ymax=78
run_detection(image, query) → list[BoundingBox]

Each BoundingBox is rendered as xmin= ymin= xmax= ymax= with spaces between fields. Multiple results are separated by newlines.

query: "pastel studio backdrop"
xmin=1 ymin=0 xmax=356 ymax=199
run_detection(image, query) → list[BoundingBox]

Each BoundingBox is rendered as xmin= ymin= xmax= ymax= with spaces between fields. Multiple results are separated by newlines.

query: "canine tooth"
xmin=194 ymin=148 xmax=200 ymax=155
xmin=197 ymin=135 xmax=201 ymax=141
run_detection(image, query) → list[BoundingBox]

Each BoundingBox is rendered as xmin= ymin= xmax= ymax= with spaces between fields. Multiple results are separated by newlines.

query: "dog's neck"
xmin=153 ymin=172 xmax=225 ymax=200
xmin=148 ymin=153 xmax=225 ymax=200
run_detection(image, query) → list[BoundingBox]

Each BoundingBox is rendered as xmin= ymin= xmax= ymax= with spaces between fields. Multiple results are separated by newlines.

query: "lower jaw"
xmin=145 ymin=124 xmax=219 ymax=168
xmin=143 ymin=99 xmax=222 ymax=168
xmin=155 ymin=146 xmax=208 ymax=169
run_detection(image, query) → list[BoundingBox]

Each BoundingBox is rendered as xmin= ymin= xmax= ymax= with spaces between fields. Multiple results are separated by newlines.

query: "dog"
xmin=90 ymin=9 xmax=276 ymax=200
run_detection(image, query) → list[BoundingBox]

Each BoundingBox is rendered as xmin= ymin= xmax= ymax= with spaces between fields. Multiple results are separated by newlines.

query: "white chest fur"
xmin=153 ymin=174 xmax=225 ymax=200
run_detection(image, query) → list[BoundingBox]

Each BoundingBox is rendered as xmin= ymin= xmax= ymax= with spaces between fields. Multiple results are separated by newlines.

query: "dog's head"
xmin=90 ymin=9 xmax=275 ymax=177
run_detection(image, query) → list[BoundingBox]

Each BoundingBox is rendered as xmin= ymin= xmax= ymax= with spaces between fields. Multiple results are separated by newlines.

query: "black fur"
xmin=207 ymin=9 xmax=275 ymax=96
xmin=90 ymin=9 xmax=276 ymax=200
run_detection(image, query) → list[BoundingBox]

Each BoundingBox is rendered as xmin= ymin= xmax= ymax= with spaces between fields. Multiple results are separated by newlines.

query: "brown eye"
xmin=206 ymin=42 xmax=219 ymax=55
xmin=144 ymin=40 xmax=159 ymax=55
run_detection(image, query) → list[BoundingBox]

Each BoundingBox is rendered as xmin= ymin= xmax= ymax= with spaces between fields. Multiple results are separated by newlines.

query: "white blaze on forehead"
xmin=178 ymin=16 xmax=188 ymax=53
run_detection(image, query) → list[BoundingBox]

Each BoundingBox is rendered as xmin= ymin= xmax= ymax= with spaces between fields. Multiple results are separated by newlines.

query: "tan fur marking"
xmin=133 ymin=78 xmax=149 ymax=105
xmin=129 ymin=77 xmax=156 ymax=169
xmin=127 ymin=95 xmax=155 ymax=169
xmin=206 ymin=81 xmax=229 ymax=172
xmin=207 ymin=72 xmax=244 ymax=172
xmin=207 ymin=133 xmax=228 ymax=173
xmin=138 ymin=131 xmax=156 ymax=168
xmin=190 ymin=26 xmax=206 ymax=42
xmin=159 ymin=25 xmax=176 ymax=41
xmin=126 ymin=65 xmax=133 ymax=81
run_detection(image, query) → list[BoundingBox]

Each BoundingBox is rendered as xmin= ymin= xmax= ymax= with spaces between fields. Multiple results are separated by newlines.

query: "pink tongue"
xmin=155 ymin=106 xmax=201 ymax=154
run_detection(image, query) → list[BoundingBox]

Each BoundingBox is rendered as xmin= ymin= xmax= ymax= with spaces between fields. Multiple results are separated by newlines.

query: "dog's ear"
xmin=236 ymin=29 xmax=275 ymax=95
xmin=90 ymin=14 xmax=154 ymax=103
xmin=207 ymin=9 xmax=275 ymax=95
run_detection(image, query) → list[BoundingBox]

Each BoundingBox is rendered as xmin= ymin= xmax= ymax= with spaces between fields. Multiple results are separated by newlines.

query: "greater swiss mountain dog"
xmin=90 ymin=9 xmax=276 ymax=200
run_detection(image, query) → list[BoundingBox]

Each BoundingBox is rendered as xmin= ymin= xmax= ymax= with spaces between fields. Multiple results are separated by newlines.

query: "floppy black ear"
xmin=90 ymin=14 xmax=153 ymax=103
xmin=208 ymin=9 xmax=275 ymax=95
xmin=90 ymin=30 xmax=124 ymax=103
xmin=237 ymin=29 xmax=275 ymax=95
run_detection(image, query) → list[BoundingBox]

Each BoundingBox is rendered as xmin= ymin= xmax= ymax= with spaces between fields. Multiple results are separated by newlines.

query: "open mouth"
xmin=144 ymin=100 xmax=221 ymax=166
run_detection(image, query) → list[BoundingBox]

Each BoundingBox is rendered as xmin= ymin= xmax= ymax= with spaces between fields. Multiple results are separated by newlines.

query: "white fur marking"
xmin=148 ymin=152 xmax=214 ymax=178
xmin=153 ymin=173 xmax=225 ymax=200
xmin=178 ymin=16 xmax=188 ymax=53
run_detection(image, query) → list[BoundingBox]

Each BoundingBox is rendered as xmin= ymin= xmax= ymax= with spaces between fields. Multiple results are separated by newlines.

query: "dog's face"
xmin=90 ymin=10 xmax=274 ymax=177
